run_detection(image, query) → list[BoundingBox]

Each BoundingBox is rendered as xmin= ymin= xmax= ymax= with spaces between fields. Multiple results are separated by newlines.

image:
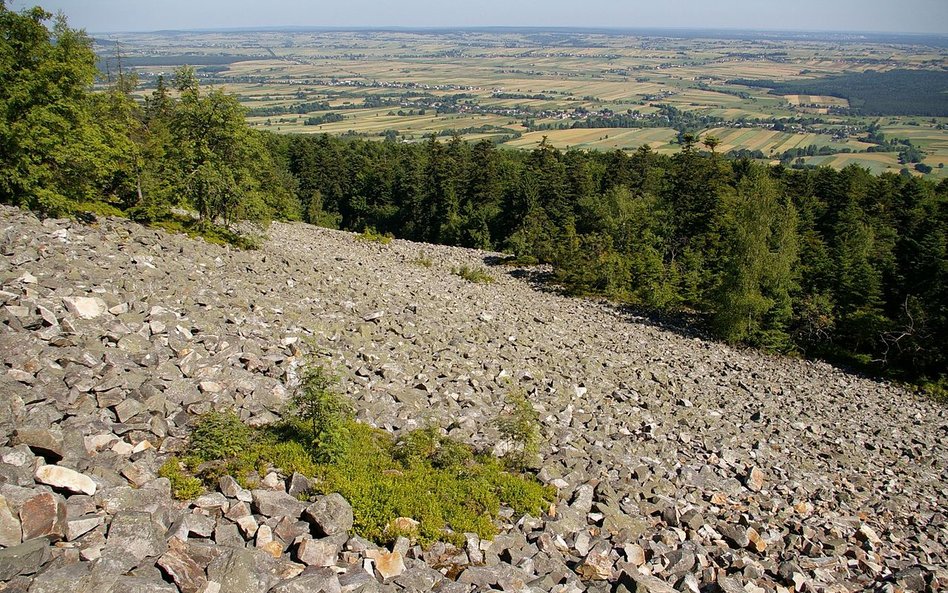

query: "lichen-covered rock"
xmin=206 ymin=547 xmax=284 ymax=593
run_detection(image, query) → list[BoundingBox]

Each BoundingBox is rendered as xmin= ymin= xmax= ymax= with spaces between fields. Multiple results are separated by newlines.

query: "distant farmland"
xmin=97 ymin=29 xmax=948 ymax=177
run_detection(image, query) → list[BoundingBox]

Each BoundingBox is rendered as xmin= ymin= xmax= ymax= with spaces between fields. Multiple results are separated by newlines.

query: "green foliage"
xmin=452 ymin=265 xmax=494 ymax=284
xmin=357 ymin=227 xmax=393 ymax=245
xmin=0 ymin=6 xmax=105 ymax=215
xmin=394 ymin=425 xmax=473 ymax=469
xmin=412 ymin=255 xmax=434 ymax=267
xmin=74 ymin=201 xmax=126 ymax=219
xmin=189 ymin=410 xmax=253 ymax=461
xmin=496 ymin=388 xmax=541 ymax=470
xmin=290 ymin=364 xmax=352 ymax=463
xmin=150 ymin=215 xmax=262 ymax=250
xmin=733 ymin=70 xmax=948 ymax=117
xmin=712 ymin=168 xmax=799 ymax=350
xmin=166 ymin=372 xmax=553 ymax=546
xmin=0 ymin=6 xmax=299 ymax=226
xmin=158 ymin=457 xmax=204 ymax=500
xmin=312 ymin=421 xmax=553 ymax=546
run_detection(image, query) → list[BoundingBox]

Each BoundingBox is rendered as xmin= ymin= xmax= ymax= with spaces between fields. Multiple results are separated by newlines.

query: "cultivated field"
xmin=98 ymin=29 xmax=948 ymax=176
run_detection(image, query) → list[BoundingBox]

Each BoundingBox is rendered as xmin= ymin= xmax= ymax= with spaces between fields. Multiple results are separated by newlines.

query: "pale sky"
xmin=16 ymin=0 xmax=948 ymax=35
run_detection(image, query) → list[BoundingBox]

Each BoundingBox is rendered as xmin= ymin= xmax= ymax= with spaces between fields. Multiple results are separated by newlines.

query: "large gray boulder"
xmin=303 ymin=493 xmax=353 ymax=537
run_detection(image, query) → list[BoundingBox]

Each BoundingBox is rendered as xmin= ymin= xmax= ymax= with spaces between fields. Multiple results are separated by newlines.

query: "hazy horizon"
xmin=17 ymin=0 xmax=948 ymax=36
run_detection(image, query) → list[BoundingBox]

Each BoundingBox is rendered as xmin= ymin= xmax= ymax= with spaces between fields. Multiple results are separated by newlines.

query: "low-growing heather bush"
xmin=168 ymin=365 xmax=554 ymax=546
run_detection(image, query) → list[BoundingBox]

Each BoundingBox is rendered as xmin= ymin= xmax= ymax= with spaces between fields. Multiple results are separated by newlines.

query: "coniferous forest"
xmin=2 ymin=5 xmax=946 ymax=392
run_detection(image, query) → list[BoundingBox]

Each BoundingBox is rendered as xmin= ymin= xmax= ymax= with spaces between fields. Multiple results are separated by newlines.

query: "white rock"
xmin=112 ymin=440 xmax=134 ymax=455
xmin=132 ymin=440 xmax=153 ymax=454
xmin=62 ymin=296 xmax=108 ymax=319
xmin=35 ymin=464 xmax=97 ymax=495
xmin=374 ymin=550 xmax=405 ymax=579
xmin=84 ymin=434 xmax=117 ymax=453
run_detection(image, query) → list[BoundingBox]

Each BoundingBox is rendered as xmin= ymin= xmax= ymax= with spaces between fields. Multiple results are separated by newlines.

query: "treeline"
xmin=287 ymin=133 xmax=947 ymax=388
xmin=304 ymin=113 xmax=344 ymax=126
xmin=0 ymin=4 xmax=298 ymax=225
xmin=247 ymin=100 xmax=332 ymax=117
xmin=2 ymin=5 xmax=945 ymax=391
xmin=532 ymin=105 xmax=724 ymax=135
xmin=731 ymin=70 xmax=948 ymax=117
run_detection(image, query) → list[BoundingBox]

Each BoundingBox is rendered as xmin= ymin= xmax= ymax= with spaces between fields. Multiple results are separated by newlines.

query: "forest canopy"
xmin=731 ymin=70 xmax=948 ymax=117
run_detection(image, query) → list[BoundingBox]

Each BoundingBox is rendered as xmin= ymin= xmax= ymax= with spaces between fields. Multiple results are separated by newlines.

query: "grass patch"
xmin=919 ymin=378 xmax=948 ymax=404
xmin=452 ymin=265 xmax=494 ymax=284
xmin=311 ymin=422 xmax=552 ymax=546
xmin=173 ymin=367 xmax=554 ymax=546
xmin=74 ymin=200 xmax=126 ymax=219
xmin=158 ymin=457 xmax=204 ymax=500
xmin=149 ymin=214 xmax=263 ymax=250
xmin=357 ymin=226 xmax=393 ymax=245
xmin=412 ymin=255 xmax=434 ymax=268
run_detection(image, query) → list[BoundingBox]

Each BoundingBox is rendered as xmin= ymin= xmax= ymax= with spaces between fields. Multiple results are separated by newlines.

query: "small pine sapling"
xmin=496 ymin=388 xmax=541 ymax=470
xmin=291 ymin=363 xmax=352 ymax=462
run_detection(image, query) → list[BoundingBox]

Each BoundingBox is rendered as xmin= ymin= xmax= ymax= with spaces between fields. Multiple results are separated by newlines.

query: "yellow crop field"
xmin=505 ymin=128 xmax=677 ymax=151
xmin=784 ymin=94 xmax=849 ymax=107
xmin=804 ymin=153 xmax=903 ymax=175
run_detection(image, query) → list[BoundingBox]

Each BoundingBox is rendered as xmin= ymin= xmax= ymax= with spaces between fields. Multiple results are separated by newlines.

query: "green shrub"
xmin=452 ymin=265 xmax=494 ymax=284
xmin=150 ymin=215 xmax=261 ymax=249
xmin=75 ymin=200 xmax=126 ymax=219
xmin=190 ymin=410 xmax=252 ymax=461
xmin=412 ymin=256 xmax=434 ymax=268
xmin=394 ymin=425 xmax=473 ymax=469
xmin=920 ymin=378 xmax=948 ymax=403
xmin=158 ymin=457 xmax=204 ymax=500
xmin=291 ymin=364 xmax=352 ymax=463
xmin=357 ymin=226 xmax=393 ymax=245
xmin=496 ymin=388 xmax=541 ymax=470
xmin=313 ymin=422 xmax=552 ymax=546
xmin=167 ymin=364 xmax=555 ymax=547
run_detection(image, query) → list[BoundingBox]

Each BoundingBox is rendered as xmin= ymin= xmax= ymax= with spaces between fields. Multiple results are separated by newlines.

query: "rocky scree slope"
xmin=0 ymin=205 xmax=945 ymax=593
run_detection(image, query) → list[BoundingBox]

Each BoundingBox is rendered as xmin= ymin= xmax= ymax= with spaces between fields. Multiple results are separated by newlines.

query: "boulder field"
xmin=0 ymin=206 xmax=945 ymax=592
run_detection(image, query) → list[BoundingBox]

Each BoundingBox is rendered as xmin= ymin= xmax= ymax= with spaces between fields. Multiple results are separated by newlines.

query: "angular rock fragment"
xmin=374 ymin=550 xmax=406 ymax=580
xmin=0 ymin=495 xmax=21 ymax=547
xmin=62 ymin=296 xmax=108 ymax=320
xmin=304 ymin=493 xmax=354 ymax=536
xmin=745 ymin=466 xmax=765 ymax=492
xmin=157 ymin=538 xmax=208 ymax=593
xmin=206 ymin=547 xmax=284 ymax=593
xmin=296 ymin=537 xmax=340 ymax=567
xmin=0 ymin=537 xmax=51 ymax=580
xmin=35 ymin=464 xmax=97 ymax=495
xmin=20 ymin=492 xmax=67 ymax=542
xmin=251 ymin=489 xmax=306 ymax=520
xmin=270 ymin=570 xmax=342 ymax=593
